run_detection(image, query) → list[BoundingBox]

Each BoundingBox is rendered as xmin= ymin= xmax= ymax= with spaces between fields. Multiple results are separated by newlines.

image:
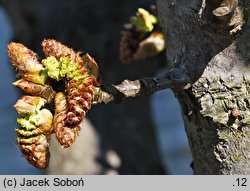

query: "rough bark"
xmin=157 ymin=0 xmax=250 ymax=174
xmin=3 ymin=0 xmax=165 ymax=174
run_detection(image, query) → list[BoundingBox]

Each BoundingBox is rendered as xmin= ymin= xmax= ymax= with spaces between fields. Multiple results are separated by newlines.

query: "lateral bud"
xmin=13 ymin=79 xmax=55 ymax=102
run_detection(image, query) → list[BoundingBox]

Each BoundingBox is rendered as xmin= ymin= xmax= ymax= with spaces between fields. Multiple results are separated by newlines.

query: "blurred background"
xmin=0 ymin=0 xmax=192 ymax=175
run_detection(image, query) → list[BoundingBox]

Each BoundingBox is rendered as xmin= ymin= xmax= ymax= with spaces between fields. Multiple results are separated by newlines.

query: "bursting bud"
xmin=130 ymin=8 xmax=158 ymax=33
xmin=14 ymin=96 xmax=46 ymax=116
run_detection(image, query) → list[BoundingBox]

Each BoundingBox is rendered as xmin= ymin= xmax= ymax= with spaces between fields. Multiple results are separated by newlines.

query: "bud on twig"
xmin=13 ymin=79 xmax=55 ymax=102
xmin=7 ymin=42 xmax=47 ymax=84
xmin=14 ymin=96 xmax=46 ymax=116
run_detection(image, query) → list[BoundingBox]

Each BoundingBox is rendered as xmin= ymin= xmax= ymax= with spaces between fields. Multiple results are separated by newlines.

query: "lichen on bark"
xmin=192 ymin=74 xmax=250 ymax=174
xmin=157 ymin=0 xmax=250 ymax=174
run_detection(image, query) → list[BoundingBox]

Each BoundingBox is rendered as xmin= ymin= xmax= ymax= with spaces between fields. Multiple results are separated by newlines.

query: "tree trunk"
xmin=157 ymin=0 xmax=250 ymax=174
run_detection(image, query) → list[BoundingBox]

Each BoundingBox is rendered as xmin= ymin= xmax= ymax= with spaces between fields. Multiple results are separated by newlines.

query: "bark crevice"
xmin=158 ymin=0 xmax=250 ymax=174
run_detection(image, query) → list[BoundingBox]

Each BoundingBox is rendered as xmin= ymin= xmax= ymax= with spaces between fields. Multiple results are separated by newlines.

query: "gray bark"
xmin=157 ymin=0 xmax=250 ymax=174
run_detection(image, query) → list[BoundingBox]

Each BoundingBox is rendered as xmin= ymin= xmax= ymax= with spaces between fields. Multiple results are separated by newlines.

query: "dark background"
xmin=0 ymin=0 xmax=192 ymax=175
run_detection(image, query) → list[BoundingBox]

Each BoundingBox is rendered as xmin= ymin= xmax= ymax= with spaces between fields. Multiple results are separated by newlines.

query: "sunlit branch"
xmin=93 ymin=68 xmax=189 ymax=104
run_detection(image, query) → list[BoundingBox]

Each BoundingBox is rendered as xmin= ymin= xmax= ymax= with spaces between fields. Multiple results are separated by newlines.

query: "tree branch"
xmin=92 ymin=68 xmax=189 ymax=104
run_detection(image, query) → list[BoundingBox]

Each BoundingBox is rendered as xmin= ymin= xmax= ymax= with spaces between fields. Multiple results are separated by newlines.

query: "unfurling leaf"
xmin=130 ymin=8 xmax=158 ymax=33
xmin=119 ymin=6 xmax=165 ymax=64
